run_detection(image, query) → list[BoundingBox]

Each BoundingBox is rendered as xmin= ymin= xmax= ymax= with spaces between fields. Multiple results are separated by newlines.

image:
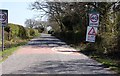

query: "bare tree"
xmin=24 ymin=19 xmax=37 ymax=28
xmin=30 ymin=1 xmax=89 ymax=32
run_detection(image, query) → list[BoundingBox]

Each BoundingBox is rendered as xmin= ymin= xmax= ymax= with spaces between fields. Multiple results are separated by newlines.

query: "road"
xmin=1 ymin=33 xmax=118 ymax=76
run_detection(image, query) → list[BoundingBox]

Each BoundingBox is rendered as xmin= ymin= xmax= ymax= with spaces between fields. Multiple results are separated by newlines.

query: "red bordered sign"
xmin=90 ymin=14 xmax=98 ymax=22
xmin=0 ymin=10 xmax=8 ymax=25
xmin=88 ymin=27 xmax=96 ymax=35
xmin=86 ymin=26 xmax=98 ymax=42
xmin=89 ymin=13 xmax=99 ymax=27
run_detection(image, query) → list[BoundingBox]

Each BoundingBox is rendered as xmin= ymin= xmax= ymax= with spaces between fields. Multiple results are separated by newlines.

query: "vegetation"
xmin=0 ymin=23 xmax=40 ymax=62
xmin=0 ymin=46 xmax=20 ymax=62
xmin=24 ymin=19 xmax=46 ymax=33
xmin=30 ymin=1 xmax=120 ymax=73
xmin=3 ymin=23 xmax=39 ymax=48
xmin=81 ymin=49 xmax=120 ymax=74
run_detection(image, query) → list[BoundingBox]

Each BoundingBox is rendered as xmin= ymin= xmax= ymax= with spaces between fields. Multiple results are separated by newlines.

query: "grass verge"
xmin=0 ymin=41 xmax=27 ymax=63
xmin=91 ymin=55 xmax=120 ymax=74
xmin=69 ymin=43 xmax=120 ymax=74
xmin=0 ymin=47 xmax=19 ymax=62
xmin=80 ymin=50 xmax=120 ymax=74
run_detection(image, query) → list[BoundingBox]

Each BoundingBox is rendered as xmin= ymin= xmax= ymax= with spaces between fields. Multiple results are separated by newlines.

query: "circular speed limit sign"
xmin=0 ymin=10 xmax=8 ymax=25
xmin=90 ymin=14 xmax=98 ymax=22
xmin=1 ymin=13 xmax=7 ymax=22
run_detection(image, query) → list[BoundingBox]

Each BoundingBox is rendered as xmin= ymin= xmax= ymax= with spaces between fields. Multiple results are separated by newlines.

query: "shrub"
xmin=3 ymin=23 xmax=40 ymax=50
xmin=4 ymin=24 xmax=29 ymax=40
xmin=4 ymin=31 xmax=9 ymax=40
xmin=26 ymin=28 xmax=39 ymax=38
xmin=18 ymin=25 xmax=27 ymax=39
xmin=33 ymin=29 xmax=39 ymax=36
xmin=100 ymin=32 xmax=118 ymax=54
xmin=4 ymin=24 xmax=35 ymax=41
xmin=4 ymin=24 xmax=19 ymax=40
xmin=29 ymin=28 xmax=35 ymax=36
xmin=26 ymin=28 xmax=31 ymax=38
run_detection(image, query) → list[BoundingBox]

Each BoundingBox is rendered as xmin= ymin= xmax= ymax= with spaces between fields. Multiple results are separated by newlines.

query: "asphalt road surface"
xmin=0 ymin=33 xmax=118 ymax=76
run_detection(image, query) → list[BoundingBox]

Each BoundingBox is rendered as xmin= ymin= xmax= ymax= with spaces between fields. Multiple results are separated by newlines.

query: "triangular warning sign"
xmin=88 ymin=27 xmax=96 ymax=35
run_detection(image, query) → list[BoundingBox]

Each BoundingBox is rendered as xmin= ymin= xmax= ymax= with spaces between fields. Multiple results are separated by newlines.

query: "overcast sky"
xmin=0 ymin=0 xmax=47 ymax=26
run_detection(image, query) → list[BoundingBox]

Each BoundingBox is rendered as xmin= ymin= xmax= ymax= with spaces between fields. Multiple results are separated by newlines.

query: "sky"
xmin=0 ymin=0 xmax=47 ymax=26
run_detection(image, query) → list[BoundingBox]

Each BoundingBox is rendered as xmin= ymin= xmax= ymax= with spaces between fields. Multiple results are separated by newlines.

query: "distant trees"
xmin=24 ymin=19 xmax=36 ymax=28
xmin=30 ymin=2 xmax=64 ymax=31
xmin=24 ymin=19 xmax=47 ymax=33
xmin=34 ymin=21 xmax=46 ymax=33
xmin=30 ymin=2 xmax=88 ymax=32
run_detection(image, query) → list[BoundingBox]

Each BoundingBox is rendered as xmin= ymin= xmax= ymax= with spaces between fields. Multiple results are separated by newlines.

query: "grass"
xmin=0 ymin=46 xmax=19 ymax=62
xmin=0 ymin=41 xmax=28 ymax=62
xmin=80 ymin=50 xmax=120 ymax=74
xmin=93 ymin=55 xmax=120 ymax=74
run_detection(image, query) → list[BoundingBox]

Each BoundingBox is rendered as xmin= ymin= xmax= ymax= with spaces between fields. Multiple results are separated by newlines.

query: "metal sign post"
xmin=0 ymin=9 xmax=8 ymax=52
xmin=2 ymin=25 xmax=4 ymax=51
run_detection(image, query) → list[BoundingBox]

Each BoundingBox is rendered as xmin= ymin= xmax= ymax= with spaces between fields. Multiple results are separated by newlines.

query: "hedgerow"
xmin=4 ymin=23 xmax=39 ymax=41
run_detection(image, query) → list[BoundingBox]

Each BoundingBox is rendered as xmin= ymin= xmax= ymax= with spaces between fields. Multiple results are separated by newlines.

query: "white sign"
xmin=0 ymin=10 xmax=8 ymax=25
xmin=86 ymin=26 xmax=98 ymax=42
xmin=89 ymin=13 xmax=99 ymax=27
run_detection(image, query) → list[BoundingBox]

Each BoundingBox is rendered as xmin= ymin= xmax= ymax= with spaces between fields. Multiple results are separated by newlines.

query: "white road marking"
xmin=51 ymin=47 xmax=77 ymax=54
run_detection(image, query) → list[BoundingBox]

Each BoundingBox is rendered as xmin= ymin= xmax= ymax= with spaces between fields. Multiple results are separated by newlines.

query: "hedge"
xmin=4 ymin=23 xmax=39 ymax=41
xmin=26 ymin=28 xmax=39 ymax=37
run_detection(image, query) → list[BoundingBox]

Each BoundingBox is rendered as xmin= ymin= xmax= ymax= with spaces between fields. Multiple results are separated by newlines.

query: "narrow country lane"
xmin=1 ymin=33 xmax=118 ymax=75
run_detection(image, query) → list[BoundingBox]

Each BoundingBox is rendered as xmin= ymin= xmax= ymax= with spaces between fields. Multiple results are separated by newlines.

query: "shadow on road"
xmin=27 ymin=35 xmax=68 ymax=48
xmin=11 ymin=59 xmax=117 ymax=75
xmin=2 ymin=34 xmax=119 ymax=76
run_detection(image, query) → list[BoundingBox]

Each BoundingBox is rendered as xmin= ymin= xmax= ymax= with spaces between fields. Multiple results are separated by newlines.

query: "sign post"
xmin=2 ymin=25 xmax=4 ymax=51
xmin=0 ymin=9 xmax=8 ymax=52
xmin=86 ymin=11 xmax=99 ymax=42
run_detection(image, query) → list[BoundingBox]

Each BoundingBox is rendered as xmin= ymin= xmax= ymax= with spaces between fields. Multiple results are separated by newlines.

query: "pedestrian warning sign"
xmin=86 ymin=26 xmax=97 ymax=42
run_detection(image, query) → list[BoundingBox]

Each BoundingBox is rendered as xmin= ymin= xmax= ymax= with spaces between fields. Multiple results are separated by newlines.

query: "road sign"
xmin=89 ymin=13 xmax=99 ymax=27
xmin=0 ymin=9 xmax=8 ymax=52
xmin=86 ymin=26 xmax=97 ymax=42
xmin=0 ymin=10 xmax=8 ymax=25
xmin=88 ymin=27 xmax=96 ymax=35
